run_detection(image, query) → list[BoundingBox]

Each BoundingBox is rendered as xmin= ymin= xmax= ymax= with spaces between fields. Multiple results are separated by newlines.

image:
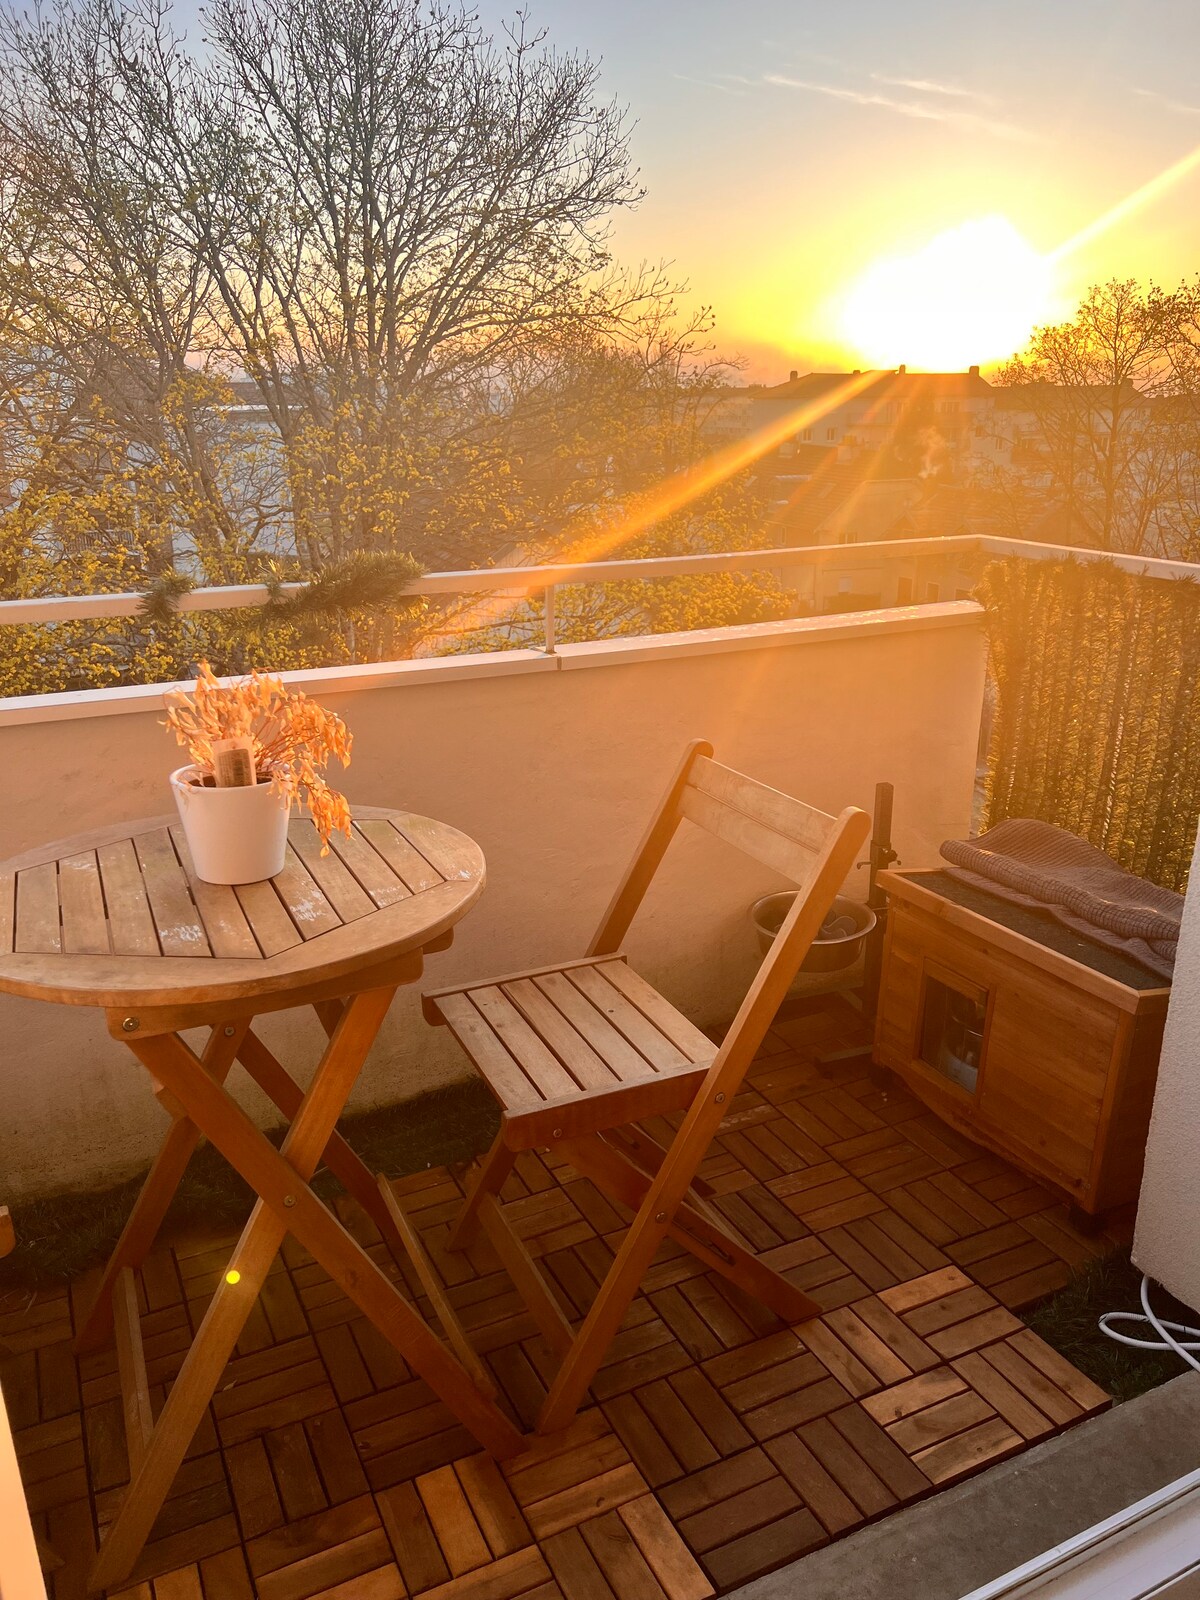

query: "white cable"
xmin=1098 ymin=1273 xmax=1200 ymax=1374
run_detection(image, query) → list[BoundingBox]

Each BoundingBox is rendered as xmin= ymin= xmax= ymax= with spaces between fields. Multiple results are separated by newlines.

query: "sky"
xmin=469 ymin=0 xmax=1200 ymax=380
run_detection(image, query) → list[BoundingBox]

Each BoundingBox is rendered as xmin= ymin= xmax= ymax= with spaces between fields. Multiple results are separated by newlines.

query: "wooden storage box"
xmin=873 ymin=869 xmax=1171 ymax=1216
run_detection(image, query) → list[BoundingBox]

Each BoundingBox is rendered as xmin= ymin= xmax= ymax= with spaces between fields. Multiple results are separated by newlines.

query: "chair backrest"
xmin=587 ymin=737 xmax=871 ymax=1084
xmin=590 ymin=736 xmax=865 ymax=936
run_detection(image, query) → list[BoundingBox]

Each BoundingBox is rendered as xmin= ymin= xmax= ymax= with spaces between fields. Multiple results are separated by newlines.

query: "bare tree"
xmin=987 ymin=281 xmax=1186 ymax=555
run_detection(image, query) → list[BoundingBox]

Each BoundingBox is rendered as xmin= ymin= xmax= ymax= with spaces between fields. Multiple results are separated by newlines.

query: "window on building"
xmin=801 ymin=428 xmax=812 ymax=441
xmin=926 ymin=582 xmax=941 ymax=602
xmin=826 ymin=427 xmax=836 ymax=441
xmin=896 ymin=576 xmax=914 ymax=603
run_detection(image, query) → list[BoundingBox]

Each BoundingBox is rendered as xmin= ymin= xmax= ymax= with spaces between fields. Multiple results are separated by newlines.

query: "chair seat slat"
xmin=565 ymin=965 xmax=691 ymax=1073
xmin=470 ymin=985 xmax=580 ymax=1101
xmin=599 ymin=961 xmax=716 ymax=1064
xmin=501 ymin=977 xmax=619 ymax=1093
xmin=532 ymin=970 xmax=651 ymax=1082
xmin=434 ymin=991 xmax=542 ymax=1111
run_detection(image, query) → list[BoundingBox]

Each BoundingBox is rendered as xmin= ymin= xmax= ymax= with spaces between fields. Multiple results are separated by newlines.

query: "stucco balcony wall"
xmin=0 ymin=602 xmax=986 ymax=1200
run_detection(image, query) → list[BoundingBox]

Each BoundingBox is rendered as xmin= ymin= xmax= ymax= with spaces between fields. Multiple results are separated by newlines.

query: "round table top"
xmin=0 ymin=807 xmax=485 ymax=1011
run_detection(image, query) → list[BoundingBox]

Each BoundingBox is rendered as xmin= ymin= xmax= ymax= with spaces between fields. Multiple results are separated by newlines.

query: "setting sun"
xmin=838 ymin=217 xmax=1058 ymax=370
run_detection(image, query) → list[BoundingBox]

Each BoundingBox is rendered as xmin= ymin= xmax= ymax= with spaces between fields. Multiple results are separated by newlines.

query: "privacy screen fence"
xmin=979 ymin=558 xmax=1200 ymax=894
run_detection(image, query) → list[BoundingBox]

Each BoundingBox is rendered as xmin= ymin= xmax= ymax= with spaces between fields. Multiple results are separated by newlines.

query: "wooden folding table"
xmin=0 ymin=807 xmax=524 ymax=1592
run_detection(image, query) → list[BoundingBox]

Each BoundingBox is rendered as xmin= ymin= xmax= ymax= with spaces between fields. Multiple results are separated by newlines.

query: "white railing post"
xmin=543 ymin=585 xmax=556 ymax=655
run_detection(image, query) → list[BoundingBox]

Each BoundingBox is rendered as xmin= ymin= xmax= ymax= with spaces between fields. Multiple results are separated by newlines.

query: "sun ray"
xmin=1050 ymin=141 xmax=1200 ymax=262
xmin=435 ymin=370 xmax=882 ymax=645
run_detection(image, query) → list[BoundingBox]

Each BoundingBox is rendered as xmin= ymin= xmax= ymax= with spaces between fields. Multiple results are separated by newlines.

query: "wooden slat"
xmin=169 ymin=828 xmax=260 ymax=960
xmin=328 ymin=828 xmax=410 ymax=908
xmin=58 ymin=852 xmax=110 ymax=956
xmin=356 ymin=819 xmax=442 ymax=893
xmin=434 ymin=992 xmax=542 ymax=1113
xmin=477 ymin=1194 xmax=575 ymax=1356
xmin=567 ymin=965 xmax=690 ymax=1071
xmin=981 ymin=1341 xmax=1081 ymax=1426
xmin=618 ymin=1494 xmax=715 ymax=1600
xmin=133 ymin=829 xmax=210 ymax=958
xmin=469 ymin=987 xmax=579 ymax=1101
xmin=97 ymin=839 xmax=160 ymax=957
xmin=288 ymin=822 xmax=375 ymax=921
xmin=951 ymin=1351 xmax=1054 ymax=1440
xmin=680 ymin=785 xmax=814 ymax=885
xmin=690 ymin=756 xmax=834 ymax=857
xmin=533 ymin=971 xmax=654 ymax=1082
xmin=884 ymin=1390 xmax=994 ymax=1453
xmin=821 ymin=1307 xmax=913 ymax=1387
xmin=878 ymin=1267 xmax=974 ymax=1315
xmin=14 ymin=860 xmax=61 ymax=954
xmin=269 ymin=847 xmax=342 ymax=940
xmin=1006 ymin=1329 xmax=1111 ymax=1412
xmin=861 ymin=1368 xmax=968 ymax=1426
xmin=598 ymin=962 xmax=715 ymax=1064
xmin=113 ymin=1268 xmax=153 ymax=1475
xmin=911 ymin=1416 xmax=1023 ymax=1485
xmin=394 ymin=815 xmax=470 ymax=882
xmin=502 ymin=978 xmax=620 ymax=1093
xmin=233 ymin=881 xmax=303 ymax=958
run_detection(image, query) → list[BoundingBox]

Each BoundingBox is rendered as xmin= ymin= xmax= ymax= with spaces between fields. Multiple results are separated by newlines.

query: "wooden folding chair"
xmin=423 ymin=739 xmax=871 ymax=1432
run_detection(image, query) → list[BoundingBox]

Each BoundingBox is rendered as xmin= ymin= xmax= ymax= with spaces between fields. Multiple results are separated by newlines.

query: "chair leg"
xmin=603 ymin=1123 xmax=715 ymax=1201
xmin=566 ymin=1134 xmax=819 ymax=1325
xmin=448 ymin=1132 xmax=516 ymax=1251
xmin=476 ymin=1192 xmax=575 ymax=1354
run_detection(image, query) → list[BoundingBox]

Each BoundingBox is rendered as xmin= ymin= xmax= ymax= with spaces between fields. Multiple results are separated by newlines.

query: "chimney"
xmin=968 ymin=364 xmax=980 ymax=378
xmin=897 ymin=364 xmax=907 ymax=376
xmin=789 ymin=370 xmax=798 ymax=382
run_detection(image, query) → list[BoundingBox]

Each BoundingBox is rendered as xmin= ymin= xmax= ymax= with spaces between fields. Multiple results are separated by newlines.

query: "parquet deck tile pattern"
xmin=3 ymin=1002 xmax=1123 ymax=1598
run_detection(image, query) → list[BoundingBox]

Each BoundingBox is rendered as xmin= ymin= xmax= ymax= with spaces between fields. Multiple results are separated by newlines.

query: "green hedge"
xmin=980 ymin=558 xmax=1200 ymax=893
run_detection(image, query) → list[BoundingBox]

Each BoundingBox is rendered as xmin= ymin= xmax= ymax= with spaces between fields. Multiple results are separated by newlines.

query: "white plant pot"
xmin=170 ymin=765 xmax=291 ymax=885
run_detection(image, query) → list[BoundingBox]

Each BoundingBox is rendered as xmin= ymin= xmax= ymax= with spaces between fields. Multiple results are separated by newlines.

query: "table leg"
xmin=75 ymin=1021 xmax=249 ymax=1356
xmin=90 ymin=988 xmax=522 ymax=1593
xmin=235 ymin=1026 xmax=408 ymax=1253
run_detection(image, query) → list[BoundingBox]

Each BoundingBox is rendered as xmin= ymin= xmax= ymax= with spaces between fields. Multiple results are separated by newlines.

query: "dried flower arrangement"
xmin=164 ymin=662 xmax=353 ymax=852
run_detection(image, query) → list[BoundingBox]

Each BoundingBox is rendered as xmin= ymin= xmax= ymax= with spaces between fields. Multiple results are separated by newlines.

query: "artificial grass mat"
xmin=0 ymin=1078 xmax=499 ymax=1291
xmin=1026 ymin=1248 xmax=1199 ymax=1403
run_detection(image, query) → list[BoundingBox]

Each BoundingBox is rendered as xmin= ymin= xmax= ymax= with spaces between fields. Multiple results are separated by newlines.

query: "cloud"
xmin=871 ymin=72 xmax=989 ymax=102
xmin=765 ymin=74 xmax=1035 ymax=142
xmin=1133 ymin=86 xmax=1200 ymax=117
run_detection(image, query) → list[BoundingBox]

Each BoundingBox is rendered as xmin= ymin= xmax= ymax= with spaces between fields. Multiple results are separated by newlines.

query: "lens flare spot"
xmin=840 ymin=217 xmax=1056 ymax=369
xmin=225 ymin=1270 xmax=241 ymax=1285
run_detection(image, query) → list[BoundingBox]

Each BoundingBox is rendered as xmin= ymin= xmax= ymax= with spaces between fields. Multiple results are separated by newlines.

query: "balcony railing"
xmin=0 ymin=533 xmax=1194 ymax=667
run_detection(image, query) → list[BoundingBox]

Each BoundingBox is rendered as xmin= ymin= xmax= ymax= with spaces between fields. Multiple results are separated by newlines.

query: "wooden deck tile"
xmin=6 ymin=1004 xmax=1122 ymax=1599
